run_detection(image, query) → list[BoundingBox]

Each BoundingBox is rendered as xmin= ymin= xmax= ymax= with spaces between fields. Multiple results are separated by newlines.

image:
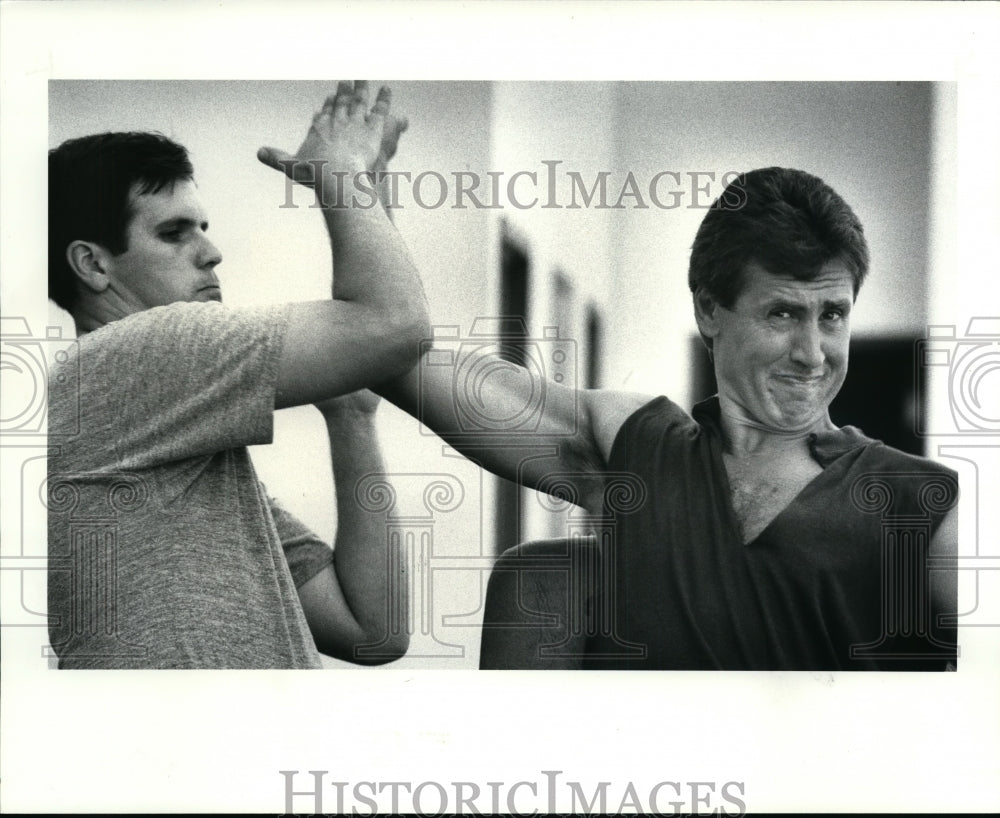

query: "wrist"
xmin=323 ymin=415 xmax=378 ymax=448
xmin=317 ymin=392 xmax=381 ymax=423
xmin=322 ymin=407 xmax=378 ymax=423
xmin=317 ymin=167 xmax=374 ymax=208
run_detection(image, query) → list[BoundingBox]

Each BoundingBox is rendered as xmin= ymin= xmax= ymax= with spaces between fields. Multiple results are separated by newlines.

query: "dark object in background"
xmin=690 ymin=334 xmax=924 ymax=456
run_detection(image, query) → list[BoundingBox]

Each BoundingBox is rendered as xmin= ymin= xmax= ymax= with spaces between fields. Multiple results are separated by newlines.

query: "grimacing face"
xmin=703 ymin=260 xmax=855 ymax=434
xmin=101 ymin=179 xmax=224 ymax=310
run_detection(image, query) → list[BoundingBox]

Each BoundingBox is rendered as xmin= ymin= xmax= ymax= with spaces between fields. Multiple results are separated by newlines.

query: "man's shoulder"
xmin=833 ymin=432 xmax=960 ymax=519
xmin=76 ymin=301 xmax=289 ymax=366
xmin=84 ymin=301 xmax=226 ymax=344
xmin=585 ymin=390 xmax=679 ymax=464
xmin=812 ymin=424 xmax=955 ymax=479
xmin=848 ymin=432 xmax=957 ymax=479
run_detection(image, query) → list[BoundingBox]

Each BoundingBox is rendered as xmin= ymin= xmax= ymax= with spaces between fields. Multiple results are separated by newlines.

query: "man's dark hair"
xmin=688 ymin=167 xmax=870 ymax=309
xmin=48 ymin=132 xmax=194 ymax=313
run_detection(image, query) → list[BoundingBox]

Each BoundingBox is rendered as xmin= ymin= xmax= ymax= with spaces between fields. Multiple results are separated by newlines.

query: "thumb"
xmin=386 ymin=115 xmax=409 ymax=143
xmin=257 ymin=146 xmax=296 ymax=174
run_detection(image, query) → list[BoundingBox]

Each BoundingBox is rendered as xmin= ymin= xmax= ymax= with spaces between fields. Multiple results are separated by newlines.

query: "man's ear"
xmin=692 ymin=288 xmax=721 ymax=340
xmin=66 ymin=241 xmax=111 ymax=294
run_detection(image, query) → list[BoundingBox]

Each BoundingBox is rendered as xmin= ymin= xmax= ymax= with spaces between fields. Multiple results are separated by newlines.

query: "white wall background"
xmin=608 ymin=81 xmax=934 ymax=400
xmin=48 ymin=80 xmax=941 ymax=669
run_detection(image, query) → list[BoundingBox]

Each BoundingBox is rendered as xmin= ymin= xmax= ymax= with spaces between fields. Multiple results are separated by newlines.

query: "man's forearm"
xmin=264 ymin=85 xmax=430 ymax=408
xmin=375 ymin=352 xmax=612 ymax=514
xmin=323 ymin=176 xmax=427 ymax=328
xmin=324 ymin=410 xmax=409 ymax=657
xmin=377 ymin=172 xmax=397 ymax=224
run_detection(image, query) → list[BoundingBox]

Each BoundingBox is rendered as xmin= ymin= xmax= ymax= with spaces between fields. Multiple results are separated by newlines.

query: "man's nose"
xmin=789 ymin=320 xmax=825 ymax=369
xmin=198 ymin=236 xmax=223 ymax=269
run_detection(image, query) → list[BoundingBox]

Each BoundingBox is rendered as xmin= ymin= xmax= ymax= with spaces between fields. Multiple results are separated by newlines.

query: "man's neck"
xmin=716 ymin=394 xmax=836 ymax=458
xmin=72 ymin=292 xmax=139 ymax=336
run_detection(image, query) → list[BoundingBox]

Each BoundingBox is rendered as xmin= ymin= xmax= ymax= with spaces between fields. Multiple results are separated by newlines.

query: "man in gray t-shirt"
xmin=47 ymin=82 xmax=426 ymax=668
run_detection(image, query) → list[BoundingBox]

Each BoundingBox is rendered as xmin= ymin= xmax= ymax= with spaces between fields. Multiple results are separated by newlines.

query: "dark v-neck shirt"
xmin=597 ymin=396 xmax=958 ymax=670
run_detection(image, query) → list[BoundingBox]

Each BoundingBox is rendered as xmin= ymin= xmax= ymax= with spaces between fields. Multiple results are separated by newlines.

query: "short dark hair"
xmin=48 ymin=132 xmax=194 ymax=313
xmin=688 ymin=167 xmax=870 ymax=309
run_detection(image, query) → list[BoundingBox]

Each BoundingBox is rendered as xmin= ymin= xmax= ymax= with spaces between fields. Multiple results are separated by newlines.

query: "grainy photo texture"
xmin=42 ymin=80 xmax=959 ymax=672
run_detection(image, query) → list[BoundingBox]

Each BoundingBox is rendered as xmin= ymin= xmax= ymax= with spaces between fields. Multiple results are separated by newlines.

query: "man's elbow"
xmin=400 ymin=301 xmax=431 ymax=361
xmin=318 ymin=630 xmax=410 ymax=666
xmin=379 ymin=301 xmax=431 ymax=378
xmin=357 ymin=630 xmax=410 ymax=666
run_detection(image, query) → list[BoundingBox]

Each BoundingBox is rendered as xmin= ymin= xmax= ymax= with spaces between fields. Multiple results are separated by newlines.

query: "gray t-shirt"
xmin=47 ymin=301 xmax=333 ymax=668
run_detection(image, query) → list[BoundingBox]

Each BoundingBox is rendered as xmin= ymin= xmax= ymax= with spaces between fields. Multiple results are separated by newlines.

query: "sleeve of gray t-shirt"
xmin=267 ymin=491 xmax=335 ymax=589
xmin=81 ymin=300 xmax=335 ymax=584
xmin=94 ymin=301 xmax=292 ymax=470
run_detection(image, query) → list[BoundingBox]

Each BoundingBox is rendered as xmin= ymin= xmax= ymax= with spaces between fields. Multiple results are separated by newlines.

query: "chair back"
xmin=479 ymin=537 xmax=603 ymax=669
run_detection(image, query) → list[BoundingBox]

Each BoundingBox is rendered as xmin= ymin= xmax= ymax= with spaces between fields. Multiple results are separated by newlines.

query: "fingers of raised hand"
xmin=349 ymin=79 xmax=371 ymax=119
xmin=331 ymin=80 xmax=354 ymax=121
xmin=319 ymin=81 xmax=388 ymax=126
xmin=256 ymin=146 xmax=310 ymax=182
xmin=375 ymin=113 xmax=408 ymax=167
xmin=369 ymin=86 xmax=392 ymax=121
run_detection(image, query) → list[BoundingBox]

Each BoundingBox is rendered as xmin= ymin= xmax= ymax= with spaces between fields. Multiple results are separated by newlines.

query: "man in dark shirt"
xmin=383 ymin=166 xmax=958 ymax=670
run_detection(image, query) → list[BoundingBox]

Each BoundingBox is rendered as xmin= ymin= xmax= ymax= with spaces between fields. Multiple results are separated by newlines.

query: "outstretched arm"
xmin=257 ymin=81 xmax=429 ymax=409
xmin=343 ymin=100 xmax=649 ymax=511
xmin=378 ymin=352 xmax=652 ymax=513
xmin=295 ymin=391 xmax=408 ymax=664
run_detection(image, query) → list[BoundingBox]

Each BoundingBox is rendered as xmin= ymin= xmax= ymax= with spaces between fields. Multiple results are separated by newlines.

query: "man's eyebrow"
xmin=155 ymin=216 xmax=208 ymax=231
xmin=824 ymin=297 xmax=853 ymax=311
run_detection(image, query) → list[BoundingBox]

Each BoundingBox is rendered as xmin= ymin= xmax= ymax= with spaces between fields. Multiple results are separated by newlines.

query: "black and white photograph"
xmin=2 ymin=1 xmax=999 ymax=814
